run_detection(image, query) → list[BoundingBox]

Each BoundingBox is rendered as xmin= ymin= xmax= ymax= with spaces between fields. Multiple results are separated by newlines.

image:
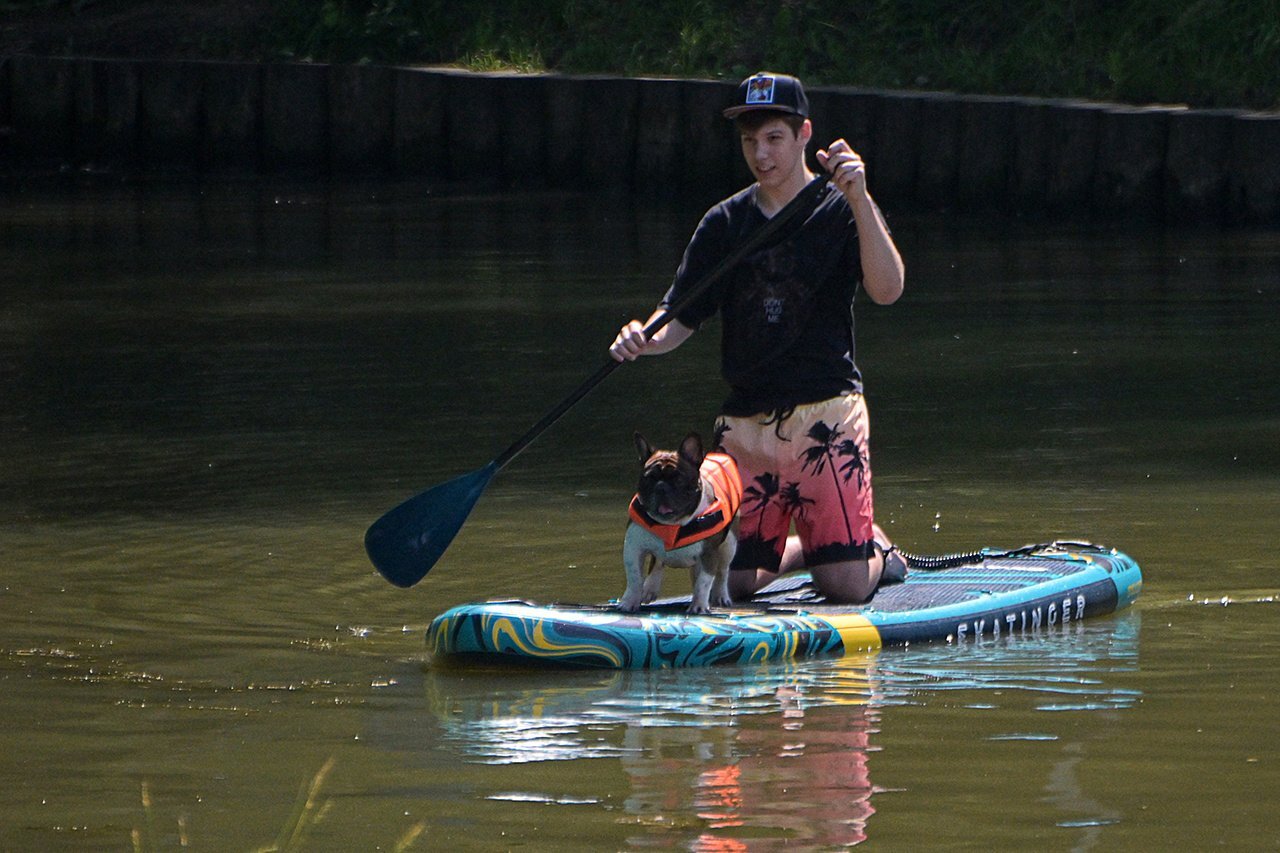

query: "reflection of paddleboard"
xmin=427 ymin=541 xmax=1143 ymax=670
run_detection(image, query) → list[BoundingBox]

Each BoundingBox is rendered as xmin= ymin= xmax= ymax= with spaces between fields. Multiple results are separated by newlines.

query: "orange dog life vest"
xmin=628 ymin=453 xmax=743 ymax=550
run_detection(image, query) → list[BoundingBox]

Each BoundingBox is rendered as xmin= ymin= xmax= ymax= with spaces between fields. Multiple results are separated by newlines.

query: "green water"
xmin=1 ymin=179 xmax=1277 ymax=850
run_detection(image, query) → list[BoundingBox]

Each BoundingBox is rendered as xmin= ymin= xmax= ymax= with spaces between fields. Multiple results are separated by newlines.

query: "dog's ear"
xmin=678 ymin=433 xmax=705 ymax=468
xmin=634 ymin=431 xmax=655 ymax=464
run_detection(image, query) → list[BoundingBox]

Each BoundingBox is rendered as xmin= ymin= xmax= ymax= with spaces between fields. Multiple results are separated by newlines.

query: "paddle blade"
xmin=364 ymin=462 xmax=498 ymax=587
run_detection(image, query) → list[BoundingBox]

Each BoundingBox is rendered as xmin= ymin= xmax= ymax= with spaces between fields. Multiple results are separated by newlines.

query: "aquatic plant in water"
xmin=129 ymin=758 xmax=426 ymax=851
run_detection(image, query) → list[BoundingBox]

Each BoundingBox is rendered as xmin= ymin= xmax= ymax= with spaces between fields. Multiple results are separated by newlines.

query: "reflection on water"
xmin=412 ymin=614 xmax=1138 ymax=847
xmin=2 ymin=177 xmax=1278 ymax=849
xmin=426 ymin=614 xmax=1141 ymax=762
xmin=878 ymin=612 xmax=1141 ymax=713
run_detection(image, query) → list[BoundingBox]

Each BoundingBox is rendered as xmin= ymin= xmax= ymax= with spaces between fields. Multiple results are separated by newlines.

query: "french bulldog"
xmin=620 ymin=432 xmax=742 ymax=614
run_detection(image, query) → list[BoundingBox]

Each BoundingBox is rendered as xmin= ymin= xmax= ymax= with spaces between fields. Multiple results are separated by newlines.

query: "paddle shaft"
xmin=492 ymin=172 xmax=830 ymax=472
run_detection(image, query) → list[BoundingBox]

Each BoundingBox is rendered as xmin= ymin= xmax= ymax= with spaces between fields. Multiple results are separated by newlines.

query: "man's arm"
xmin=817 ymin=139 xmax=905 ymax=305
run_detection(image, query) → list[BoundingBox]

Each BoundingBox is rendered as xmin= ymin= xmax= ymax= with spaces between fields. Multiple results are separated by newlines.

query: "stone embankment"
xmin=3 ymin=55 xmax=1277 ymax=223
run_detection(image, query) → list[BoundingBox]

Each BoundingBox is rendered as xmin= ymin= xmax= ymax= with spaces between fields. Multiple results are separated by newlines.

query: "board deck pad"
xmin=426 ymin=542 xmax=1143 ymax=669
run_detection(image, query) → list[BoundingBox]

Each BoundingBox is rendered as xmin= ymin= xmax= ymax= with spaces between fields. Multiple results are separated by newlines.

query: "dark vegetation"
xmin=3 ymin=0 xmax=1277 ymax=110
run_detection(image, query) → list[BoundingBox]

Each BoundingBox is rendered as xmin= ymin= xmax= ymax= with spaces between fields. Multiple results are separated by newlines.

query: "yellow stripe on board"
xmin=824 ymin=613 xmax=883 ymax=653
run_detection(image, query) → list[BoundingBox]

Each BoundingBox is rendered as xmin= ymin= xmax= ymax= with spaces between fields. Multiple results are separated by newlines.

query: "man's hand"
xmin=610 ymin=320 xmax=649 ymax=362
xmin=816 ymin=139 xmax=868 ymax=200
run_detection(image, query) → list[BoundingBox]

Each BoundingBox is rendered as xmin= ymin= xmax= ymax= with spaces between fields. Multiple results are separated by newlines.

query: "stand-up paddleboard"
xmin=426 ymin=541 xmax=1142 ymax=670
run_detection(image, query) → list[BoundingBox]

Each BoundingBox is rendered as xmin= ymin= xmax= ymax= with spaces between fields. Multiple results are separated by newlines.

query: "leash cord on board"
xmin=898 ymin=540 xmax=1109 ymax=571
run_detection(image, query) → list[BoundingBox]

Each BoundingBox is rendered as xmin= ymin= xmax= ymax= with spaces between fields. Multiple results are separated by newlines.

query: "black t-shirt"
xmin=661 ymin=181 xmax=864 ymax=416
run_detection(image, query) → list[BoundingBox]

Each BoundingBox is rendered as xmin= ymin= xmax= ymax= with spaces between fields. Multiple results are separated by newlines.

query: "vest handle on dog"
xmin=365 ymin=172 xmax=831 ymax=588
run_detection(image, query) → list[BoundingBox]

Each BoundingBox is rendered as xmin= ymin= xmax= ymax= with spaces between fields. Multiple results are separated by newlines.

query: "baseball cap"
xmin=722 ymin=72 xmax=810 ymax=119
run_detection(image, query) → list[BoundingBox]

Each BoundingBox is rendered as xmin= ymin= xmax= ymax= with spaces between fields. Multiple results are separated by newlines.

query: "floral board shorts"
xmin=714 ymin=393 xmax=875 ymax=573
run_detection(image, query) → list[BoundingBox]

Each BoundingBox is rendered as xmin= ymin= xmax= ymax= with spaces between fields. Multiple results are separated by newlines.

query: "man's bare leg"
xmin=730 ymin=525 xmax=895 ymax=603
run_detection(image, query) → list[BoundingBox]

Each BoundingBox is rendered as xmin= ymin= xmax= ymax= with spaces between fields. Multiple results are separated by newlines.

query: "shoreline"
xmin=2 ymin=55 xmax=1277 ymax=224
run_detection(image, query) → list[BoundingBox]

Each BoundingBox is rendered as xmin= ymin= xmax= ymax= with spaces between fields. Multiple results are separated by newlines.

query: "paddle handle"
xmin=492 ymin=171 xmax=830 ymax=472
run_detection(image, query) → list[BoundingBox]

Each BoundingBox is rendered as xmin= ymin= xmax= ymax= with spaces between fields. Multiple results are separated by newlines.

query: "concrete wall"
xmin=3 ymin=55 xmax=1277 ymax=224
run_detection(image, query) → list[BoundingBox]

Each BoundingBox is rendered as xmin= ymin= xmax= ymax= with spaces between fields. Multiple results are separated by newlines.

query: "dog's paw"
xmin=710 ymin=590 xmax=733 ymax=608
xmin=686 ymin=600 xmax=713 ymax=615
xmin=618 ymin=592 xmax=644 ymax=612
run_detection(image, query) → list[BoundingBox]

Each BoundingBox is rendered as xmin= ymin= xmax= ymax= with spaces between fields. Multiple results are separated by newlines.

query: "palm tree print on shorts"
xmin=779 ymin=481 xmax=815 ymax=519
xmin=799 ymin=419 xmax=866 ymax=546
xmin=739 ymin=471 xmax=783 ymax=567
xmin=712 ymin=419 xmax=731 ymax=452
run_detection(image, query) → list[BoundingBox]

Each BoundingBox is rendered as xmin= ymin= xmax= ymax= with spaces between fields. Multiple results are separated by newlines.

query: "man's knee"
xmin=810 ymin=558 xmax=881 ymax=603
xmin=729 ymin=567 xmax=778 ymax=600
xmin=729 ymin=570 xmax=755 ymax=599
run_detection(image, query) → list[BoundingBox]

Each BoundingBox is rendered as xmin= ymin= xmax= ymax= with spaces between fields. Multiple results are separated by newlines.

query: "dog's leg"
xmin=688 ymin=560 xmax=715 ymax=614
xmin=640 ymin=555 xmax=665 ymax=605
xmin=619 ymin=546 xmax=649 ymax=612
xmin=710 ymin=566 xmax=733 ymax=609
xmin=708 ymin=534 xmax=736 ymax=609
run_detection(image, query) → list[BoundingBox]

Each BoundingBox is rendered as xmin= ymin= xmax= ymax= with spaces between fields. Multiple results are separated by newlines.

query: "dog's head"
xmin=633 ymin=432 xmax=706 ymax=524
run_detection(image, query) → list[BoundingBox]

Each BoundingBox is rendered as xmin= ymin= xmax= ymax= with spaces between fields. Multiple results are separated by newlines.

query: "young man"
xmin=610 ymin=71 xmax=905 ymax=603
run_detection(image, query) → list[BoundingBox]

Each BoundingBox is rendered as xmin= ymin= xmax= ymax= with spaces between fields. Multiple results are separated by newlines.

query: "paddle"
xmin=365 ymin=172 xmax=831 ymax=587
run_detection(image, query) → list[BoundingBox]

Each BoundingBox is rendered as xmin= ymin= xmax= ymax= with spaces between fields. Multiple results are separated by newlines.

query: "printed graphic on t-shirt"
xmin=735 ymin=241 xmax=817 ymax=347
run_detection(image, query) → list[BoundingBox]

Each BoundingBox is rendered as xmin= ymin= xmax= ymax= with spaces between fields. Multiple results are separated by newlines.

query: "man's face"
xmin=739 ymin=117 xmax=811 ymax=189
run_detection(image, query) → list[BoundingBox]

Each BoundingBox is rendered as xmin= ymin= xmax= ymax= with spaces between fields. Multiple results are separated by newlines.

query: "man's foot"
xmin=878 ymin=545 xmax=908 ymax=585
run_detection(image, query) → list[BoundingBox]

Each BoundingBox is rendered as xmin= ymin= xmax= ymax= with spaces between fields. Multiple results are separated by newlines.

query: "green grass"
xmin=268 ymin=0 xmax=1280 ymax=110
xmin=6 ymin=0 xmax=1279 ymax=109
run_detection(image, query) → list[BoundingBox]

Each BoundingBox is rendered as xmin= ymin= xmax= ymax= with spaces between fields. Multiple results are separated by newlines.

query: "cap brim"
xmin=722 ymin=104 xmax=805 ymax=119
